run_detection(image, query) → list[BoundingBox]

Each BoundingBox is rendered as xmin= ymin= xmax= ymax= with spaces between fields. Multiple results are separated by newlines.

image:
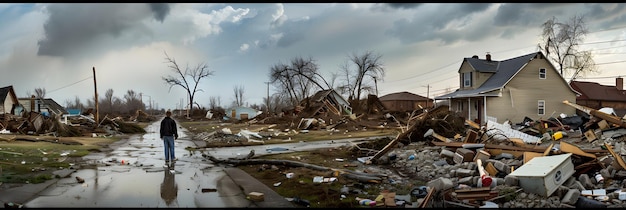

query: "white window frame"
xmin=539 ymin=68 xmax=546 ymax=79
xmin=538 ymin=100 xmax=545 ymax=115
xmin=463 ymin=72 xmax=472 ymax=87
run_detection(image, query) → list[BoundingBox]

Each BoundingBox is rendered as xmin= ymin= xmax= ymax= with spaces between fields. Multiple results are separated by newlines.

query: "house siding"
xmin=1 ymin=96 xmax=8 ymax=114
xmin=459 ymin=62 xmax=475 ymax=90
xmin=487 ymin=58 xmax=576 ymax=123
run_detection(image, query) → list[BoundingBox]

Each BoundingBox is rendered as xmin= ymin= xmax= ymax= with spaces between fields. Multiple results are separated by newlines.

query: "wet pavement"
xmin=14 ymin=119 xmax=293 ymax=208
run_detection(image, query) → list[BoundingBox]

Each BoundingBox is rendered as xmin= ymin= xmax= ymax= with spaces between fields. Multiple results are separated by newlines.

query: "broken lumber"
xmin=563 ymin=100 xmax=626 ymax=128
xmin=431 ymin=141 xmax=609 ymax=154
xmin=605 ymin=142 xmax=626 ymax=170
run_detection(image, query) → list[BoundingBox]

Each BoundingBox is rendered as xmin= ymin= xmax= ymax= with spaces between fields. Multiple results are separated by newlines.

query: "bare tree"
xmin=65 ymin=95 xmax=84 ymax=110
xmin=539 ymin=15 xmax=597 ymax=81
xmin=269 ymin=56 xmax=331 ymax=107
xmin=162 ymin=51 xmax=214 ymax=118
xmin=34 ymin=87 xmax=46 ymax=99
xmin=339 ymin=50 xmax=385 ymax=102
xmin=233 ymin=85 xmax=245 ymax=107
xmin=123 ymin=90 xmax=144 ymax=115
xmin=208 ymin=95 xmax=222 ymax=110
xmin=103 ymin=88 xmax=115 ymax=115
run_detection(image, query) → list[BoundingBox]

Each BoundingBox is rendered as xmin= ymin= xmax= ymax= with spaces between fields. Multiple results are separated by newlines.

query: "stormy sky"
xmin=1 ymin=3 xmax=625 ymax=110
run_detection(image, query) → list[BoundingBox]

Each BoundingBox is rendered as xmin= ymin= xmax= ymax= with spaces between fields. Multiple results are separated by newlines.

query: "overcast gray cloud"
xmin=37 ymin=3 xmax=169 ymax=58
xmin=387 ymin=3 xmax=492 ymax=44
xmin=2 ymin=3 xmax=626 ymax=109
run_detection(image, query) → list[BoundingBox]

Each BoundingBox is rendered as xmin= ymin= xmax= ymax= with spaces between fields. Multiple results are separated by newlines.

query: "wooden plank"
xmin=523 ymin=152 xmax=543 ymax=164
xmin=560 ymin=141 xmax=596 ymax=159
xmin=605 ymin=142 xmax=626 ymax=170
xmin=418 ymin=187 xmax=435 ymax=208
xmin=455 ymin=187 xmax=491 ymax=193
xmin=484 ymin=149 xmax=523 ymax=159
xmin=543 ymin=143 xmax=554 ymax=156
xmin=464 ymin=129 xmax=478 ymax=143
xmin=323 ymin=99 xmax=341 ymax=115
xmin=584 ymin=129 xmax=597 ymax=142
xmin=466 ymin=119 xmax=481 ymax=130
xmin=509 ymin=138 xmax=526 ymax=147
xmin=485 ymin=162 xmax=498 ymax=176
xmin=432 ymin=141 xmax=609 ymax=154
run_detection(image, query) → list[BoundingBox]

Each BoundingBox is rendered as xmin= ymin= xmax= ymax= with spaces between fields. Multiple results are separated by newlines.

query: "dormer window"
xmin=539 ymin=68 xmax=546 ymax=79
xmin=463 ymin=72 xmax=473 ymax=87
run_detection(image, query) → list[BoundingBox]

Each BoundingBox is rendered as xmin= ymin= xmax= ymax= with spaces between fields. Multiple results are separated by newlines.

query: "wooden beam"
xmin=560 ymin=141 xmax=596 ymax=159
xmin=432 ymin=141 xmax=609 ymax=154
xmin=604 ymin=142 xmax=626 ymax=170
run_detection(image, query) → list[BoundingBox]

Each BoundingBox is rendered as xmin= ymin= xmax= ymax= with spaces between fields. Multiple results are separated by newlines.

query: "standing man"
xmin=160 ymin=110 xmax=178 ymax=166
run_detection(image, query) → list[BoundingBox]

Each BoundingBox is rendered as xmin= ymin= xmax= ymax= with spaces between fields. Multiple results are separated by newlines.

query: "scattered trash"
xmin=75 ymin=176 xmax=85 ymax=183
xmin=285 ymin=172 xmax=294 ymax=179
xmin=292 ymin=196 xmax=310 ymax=207
xmin=201 ymin=188 xmax=217 ymax=193
xmin=247 ymin=192 xmax=264 ymax=202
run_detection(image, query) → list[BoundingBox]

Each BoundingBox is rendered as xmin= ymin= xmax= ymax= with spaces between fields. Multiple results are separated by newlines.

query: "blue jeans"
xmin=163 ymin=136 xmax=176 ymax=161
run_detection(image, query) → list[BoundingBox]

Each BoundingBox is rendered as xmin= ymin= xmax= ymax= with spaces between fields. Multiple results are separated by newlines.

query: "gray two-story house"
xmin=435 ymin=52 xmax=578 ymax=124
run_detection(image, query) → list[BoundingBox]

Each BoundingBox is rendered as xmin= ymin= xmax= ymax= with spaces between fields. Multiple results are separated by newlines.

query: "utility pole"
xmin=373 ymin=76 xmax=379 ymax=96
xmin=423 ymin=84 xmax=431 ymax=108
xmin=93 ymin=67 xmax=99 ymax=125
xmin=265 ymin=81 xmax=270 ymax=114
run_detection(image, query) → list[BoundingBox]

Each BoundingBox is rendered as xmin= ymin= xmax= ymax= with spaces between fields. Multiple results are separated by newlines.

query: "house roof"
xmin=0 ymin=86 xmax=18 ymax=104
xmin=435 ymin=51 xmax=578 ymax=99
xmin=308 ymin=89 xmax=350 ymax=106
xmin=379 ymin=91 xmax=431 ymax=101
xmin=0 ymin=86 xmax=11 ymax=101
xmin=42 ymin=98 xmax=69 ymax=115
xmin=570 ymin=80 xmax=626 ymax=102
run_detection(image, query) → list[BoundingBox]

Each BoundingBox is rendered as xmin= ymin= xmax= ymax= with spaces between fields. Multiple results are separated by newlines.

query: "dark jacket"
xmin=160 ymin=116 xmax=178 ymax=139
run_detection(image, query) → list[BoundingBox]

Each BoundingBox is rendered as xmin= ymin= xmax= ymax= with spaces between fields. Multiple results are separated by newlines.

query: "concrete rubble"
xmin=201 ymin=99 xmax=626 ymax=208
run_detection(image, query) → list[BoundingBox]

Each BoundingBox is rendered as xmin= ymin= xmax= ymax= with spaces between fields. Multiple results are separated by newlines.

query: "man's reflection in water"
xmin=160 ymin=164 xmax=178 ymax=206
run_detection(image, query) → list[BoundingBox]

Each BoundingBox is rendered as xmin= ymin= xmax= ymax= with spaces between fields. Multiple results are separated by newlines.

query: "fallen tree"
xmin=203 ymin=154 xmax=387 ymax=183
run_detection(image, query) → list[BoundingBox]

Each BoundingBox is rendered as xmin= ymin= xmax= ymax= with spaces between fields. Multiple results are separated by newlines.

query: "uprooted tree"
xmin=162 ymin=51 xmax=214 ymax=118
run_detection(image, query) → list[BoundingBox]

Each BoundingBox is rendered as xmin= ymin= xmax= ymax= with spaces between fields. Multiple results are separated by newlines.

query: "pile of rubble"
xmin=354 ymin=101 xmax=626 ymax=208
xmin=197 ymin=99 xmax=626 ymax=208
xmin=0 ymin=110 xmax=147 ymax=138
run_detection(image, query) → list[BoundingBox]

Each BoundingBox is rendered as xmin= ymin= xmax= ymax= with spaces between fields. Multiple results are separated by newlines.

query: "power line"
xmin=48 ymin=76 xmax=93 ymax=93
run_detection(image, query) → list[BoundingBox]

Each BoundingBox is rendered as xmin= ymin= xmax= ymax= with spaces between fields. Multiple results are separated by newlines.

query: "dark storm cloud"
xmin=493 ymin=3 xmax=570 ymax=27
xmin=149 ymin=3 xmax=171 ymax=22
xmin=387 ymin=3 xmax=422 ymax=9
xmin=386 ymin=3 xmax=491 ymax=44
xmin=585 ymin=3 xmax=626 ymax=31
xmin=37 ymin=3 xmax=169 ymax=57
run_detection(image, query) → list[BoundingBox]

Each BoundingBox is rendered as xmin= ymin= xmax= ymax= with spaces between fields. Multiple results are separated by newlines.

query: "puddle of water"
xmin=25 ymin=120 xmax=247 ymax=208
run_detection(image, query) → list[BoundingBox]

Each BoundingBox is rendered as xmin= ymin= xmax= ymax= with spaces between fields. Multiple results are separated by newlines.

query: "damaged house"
xmin=299 ymin=89 xmax=352 ymax=117
xmin=569 ymin=77 xmax=626 ymax=117
xmin=379 ymin=91 xmax=433 ymax=112
xmin=435 ymin=52 xmax=578 ymax=124
xmin=0 ymin=85 xmax=23 ymax=116
xmin=18 ymin=95 xmax=69 ymax=117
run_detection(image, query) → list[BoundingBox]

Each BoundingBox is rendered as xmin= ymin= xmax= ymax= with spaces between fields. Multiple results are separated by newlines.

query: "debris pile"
xmin=203 ymin=100 xmax=626 ymax=208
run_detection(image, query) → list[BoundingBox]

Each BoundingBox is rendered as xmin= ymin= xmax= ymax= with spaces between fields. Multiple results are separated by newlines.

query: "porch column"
xmin=468 ymin=98 xmax=471 ymax=121
xmin=483 ymin=96 xmax=487 ymax=124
